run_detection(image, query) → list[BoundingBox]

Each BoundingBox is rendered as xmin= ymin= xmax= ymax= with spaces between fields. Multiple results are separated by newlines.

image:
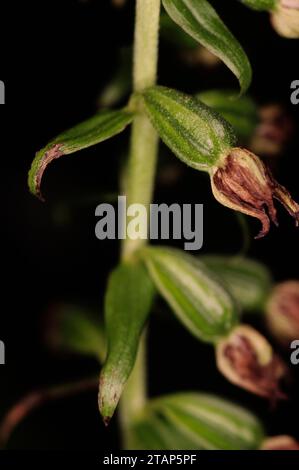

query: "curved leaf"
xmin=28 ymin=109 xmax=134 ymax=200
xmin=162 ymin=0 xmax=252 ymax=93
xmin=141 ymin=247 xmax=239 ymax=343
xmin=98 ymin=262 xmax=155 ymax=423
xmin=142 ymin=86 xmax=236 ymax=171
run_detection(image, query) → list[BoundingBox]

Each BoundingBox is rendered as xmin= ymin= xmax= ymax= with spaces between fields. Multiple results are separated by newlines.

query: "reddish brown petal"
xmin=273 ymin=182 xmax=299 ymax=227
xmin=216 ymin=325 xmax=288 ymax=400
xmin=211 ymin=147 xmax=299 ymax=238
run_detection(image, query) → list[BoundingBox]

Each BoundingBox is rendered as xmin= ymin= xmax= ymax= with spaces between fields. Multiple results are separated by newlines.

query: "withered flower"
xmin=216 ymin=325 xmax=287 ymax=400
xmin=266 ymin=281 xmax=299 ymax=345
xmin=210 ymin=148 xmax=299 ymax=239
xmin=271 ymin=0 xmax=299 ymax=38
xmin=261 ymin=435 xmax=299 ymax=450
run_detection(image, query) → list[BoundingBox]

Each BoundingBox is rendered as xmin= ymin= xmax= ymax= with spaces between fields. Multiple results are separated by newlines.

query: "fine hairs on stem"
xmin=118 ymin=0 xmax=161 ymax=449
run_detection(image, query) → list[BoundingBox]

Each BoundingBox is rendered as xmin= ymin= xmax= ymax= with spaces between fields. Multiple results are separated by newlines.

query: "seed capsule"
xmin=216 ymin=325 xmax=287 ymax=399
xmin=142 ymin=246 xmax=239 ymax=343
xmin=141 ymin=87 xmax=299 ymax=238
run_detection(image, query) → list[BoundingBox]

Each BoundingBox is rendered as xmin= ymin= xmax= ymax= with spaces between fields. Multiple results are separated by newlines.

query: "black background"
xmin=0 ymin=0 xmax=299 ymax=450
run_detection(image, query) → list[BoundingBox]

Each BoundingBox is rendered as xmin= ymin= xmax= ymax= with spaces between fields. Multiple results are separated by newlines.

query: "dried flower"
xmin=216 ymin=325 xmax=287 ymax=399
xmin=271 ymin=0 xmax=299 ymax=38
xmin=210 ymin=148 xmax=299 ymax=238
xmin=266 ymin=281 xmax=299 ymax=345
xmin=262 ymin=435 xmax=299 ymax=450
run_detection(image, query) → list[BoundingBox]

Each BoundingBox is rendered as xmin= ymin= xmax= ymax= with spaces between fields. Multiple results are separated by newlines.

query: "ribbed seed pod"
xmin=149 ymin=393 xmax=265 ymax=450
xmin=141 ymin=246 xmax=239 ymax=343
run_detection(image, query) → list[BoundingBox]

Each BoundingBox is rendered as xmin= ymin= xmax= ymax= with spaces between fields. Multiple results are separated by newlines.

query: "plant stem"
xmin=119 ymin=0 xmax=161 ymax=449
xmin=122 ymin=0 xmax=161 ymax=262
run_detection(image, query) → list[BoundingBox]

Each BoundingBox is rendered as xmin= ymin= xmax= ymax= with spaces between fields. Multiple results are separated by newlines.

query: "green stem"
xmin=119 ymin=0 xmax=161 ymax=449
xmin=122 ymin=0 xmax=161 ymax=262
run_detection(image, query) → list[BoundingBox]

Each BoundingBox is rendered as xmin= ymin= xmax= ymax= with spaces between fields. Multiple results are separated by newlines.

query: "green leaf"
xmin=141 ymin=247 xmax=238 ymax=343
xmin=201 ymin=255 xmax=272 ymax=312
xmin=238 ymin=0 xmax=276 ymax=11
xmin=99 ymin=262 xmax=155 ymax=423
xmin=46 ymin=304 xmax=106 ymax=362
xmin=133 ymin=414 xmax=201 ymax=450
xmin=197 ymin=89 xmax=258 ymax=141
xmin=162 ymin=0 xmax=252 ymax=93
xmin=28 ymin=109 xmax=134 ymax=200
xmin=150 ymin=393 xmax=265 ymax=450
xmin=141 ymin=86 xmax=236 ymax=171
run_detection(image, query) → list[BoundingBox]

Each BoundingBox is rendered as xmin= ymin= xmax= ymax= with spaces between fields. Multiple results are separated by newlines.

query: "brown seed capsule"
xmin=266 ymin=281 xmax=299 ymax=345
xmin=216 ymin=325 xmax=287 ymax=400
xmin=262 ymin=435 xmax=299 ymax=450
xmin=271 ymin=1 xmax=299 ymax=38
xmin=210 ymin=148 xmax=299 ymax=238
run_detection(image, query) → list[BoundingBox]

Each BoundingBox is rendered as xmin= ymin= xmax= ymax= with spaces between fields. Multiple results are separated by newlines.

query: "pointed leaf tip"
xmin=28 ymin=109 xmax=134 ymax=200
xmin=98 ymin=262 xmax=155 ymax=420
xmin=162 ymin=0 xmax=252 ymax=94
xmin=28 ymin=144 xmax=64 ymax=201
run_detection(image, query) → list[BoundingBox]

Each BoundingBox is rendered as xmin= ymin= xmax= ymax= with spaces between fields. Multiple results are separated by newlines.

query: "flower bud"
xmin=266 ymin=281 xmax=299 ymax=345
xmin=261 ymin=435 xmax=299 ymax=450
xmin=216 ymin=325 xmax=287 ymax=399
xmin=271 ymin=1 xmax=299 ymax=38
xmin=210 ymin=147 xmax=299 ymax=239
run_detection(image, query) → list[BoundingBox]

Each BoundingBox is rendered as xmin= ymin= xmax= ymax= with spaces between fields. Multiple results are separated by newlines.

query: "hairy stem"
xmin=122 ymin=0 xmax=161 ymax=261
xmin=119 ymin=0 xmax=161 ymax=449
